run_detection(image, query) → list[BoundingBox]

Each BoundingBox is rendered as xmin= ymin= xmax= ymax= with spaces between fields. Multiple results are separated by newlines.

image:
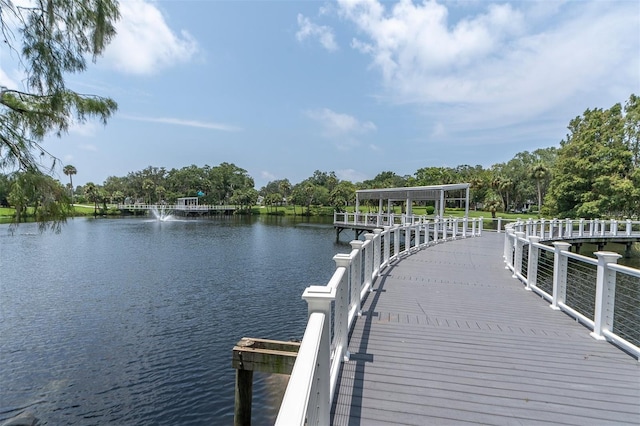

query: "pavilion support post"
xmin=465 ymin=186 xmax=470 ymax=217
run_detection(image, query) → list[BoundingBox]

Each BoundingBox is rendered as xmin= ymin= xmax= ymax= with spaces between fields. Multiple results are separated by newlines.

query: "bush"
xmin=426 ymin=206 xmax=435 ymax=215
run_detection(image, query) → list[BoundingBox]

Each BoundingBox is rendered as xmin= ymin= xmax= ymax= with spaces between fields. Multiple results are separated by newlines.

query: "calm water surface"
xmin=0 ymin=216 xmax=349 ymax=425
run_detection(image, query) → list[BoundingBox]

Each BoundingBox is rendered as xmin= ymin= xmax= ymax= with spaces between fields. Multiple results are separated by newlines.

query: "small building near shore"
xmin=176 ymin=197 xmax=199 ymax=208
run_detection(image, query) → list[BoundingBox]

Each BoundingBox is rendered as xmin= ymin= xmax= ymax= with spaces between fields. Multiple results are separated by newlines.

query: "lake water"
xmin=0 ymin=216 xmax=350 ymax=425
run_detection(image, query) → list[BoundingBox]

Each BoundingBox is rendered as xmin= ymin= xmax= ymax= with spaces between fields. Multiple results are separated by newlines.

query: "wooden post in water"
xmin=232 ymin=337 xmax=300 ymax=426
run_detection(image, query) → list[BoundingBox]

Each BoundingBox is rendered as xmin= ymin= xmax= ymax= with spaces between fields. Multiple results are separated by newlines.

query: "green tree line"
xmin=3 ymin=94 xmax=639 ymax=221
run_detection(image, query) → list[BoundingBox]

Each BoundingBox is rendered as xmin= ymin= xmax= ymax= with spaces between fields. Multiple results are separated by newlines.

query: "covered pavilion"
xmin=355 ymin=183 xmax=471 ymax=218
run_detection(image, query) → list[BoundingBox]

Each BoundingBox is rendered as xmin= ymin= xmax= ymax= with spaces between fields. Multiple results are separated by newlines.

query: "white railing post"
xmin=403 ymin=225 xmax=411 ymax=255
xmin=383 ymin=226 xmax=391 ymax=266
xmin=611 ymin=219 xmax=618 ymax=236
xmin=550 ymin=242 xmax=571 ymax=310
xmin=364 ymin=234 xmax=375 ymax=291
xmin=332 ymin=255 xmax=351 ymax=362
xmin=372 ymin=229 xmax=382 ymax=278
xmin=497 ymin=217 xmax=502 ymax=233
xmin=301 ymin=285 xmax=335 ymax=425
xmin=471 ymin=219 xmax=476 ymax=237
xmin=441 ymin=218 xmax=449 ymax=241
xmin=452 ymin=218 xmax=458 ymax=239
xmin=393 ymin=225 xmax=400 ymax=259
xmin=539 ymin=218 xmax=545 ymax=238
xmin=626 ymin=219 xmax=632 ymax=236
xmin=433 ymin=219 xmax=439 ymax=243
xmin=526 ymin=236 xmax=541 ymax=291
xmin=526 ymin=218 xmax=533 ymax=237
xmin=478 ymin=218 xmax=483 ymax=236
xmin=564 ymin=219 xmax=572 ymax=238
xmin=503 ymin=228 xmax=511 ymax=262
xmin=504 ymin=229 xmax=515 ymax=269
xmin=590 ymin=251 xmax=622 ymax=341
xmin=579 ymin=218 xmax=584 ymax=237
xmin=462 ymin=217 xmax=468 ymax=237
xmin=513 ymin=232 xmax=525 ymax=279
xmin=350 ymin=240 xmax=364 ymax=316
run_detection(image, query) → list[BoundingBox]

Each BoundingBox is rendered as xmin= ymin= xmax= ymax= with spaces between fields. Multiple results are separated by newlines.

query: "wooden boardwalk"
xmin=330 ymin=232 xmax=640 ymax=425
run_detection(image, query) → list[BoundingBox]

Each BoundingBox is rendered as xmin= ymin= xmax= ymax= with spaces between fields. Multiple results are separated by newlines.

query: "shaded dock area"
xmin=331 ymin=232 xmax=640 ymax=425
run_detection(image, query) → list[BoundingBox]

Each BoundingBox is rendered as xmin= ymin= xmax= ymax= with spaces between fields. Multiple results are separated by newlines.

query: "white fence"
xmin=504 ymin=219 xmax=640 ymax=360
xmin=334 ymin=212 xmax=525 ymax=233
xmin=117 ymin=203 xmax=236 ymax=211
xmin=275 ymin=217 xmax=483 ymax=425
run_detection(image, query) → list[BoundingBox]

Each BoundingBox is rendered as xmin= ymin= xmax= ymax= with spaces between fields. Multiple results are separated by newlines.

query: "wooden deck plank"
xmin=331 ymin=232 xmax=640 ymax=425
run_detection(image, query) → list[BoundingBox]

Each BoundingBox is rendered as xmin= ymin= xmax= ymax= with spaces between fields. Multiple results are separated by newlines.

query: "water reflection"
xmin=0 ymin=216 xmax=345 ymax=425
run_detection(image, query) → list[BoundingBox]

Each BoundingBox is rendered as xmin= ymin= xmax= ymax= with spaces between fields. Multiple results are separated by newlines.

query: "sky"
xmin=1 ymin=0 xmax=639 ymax=189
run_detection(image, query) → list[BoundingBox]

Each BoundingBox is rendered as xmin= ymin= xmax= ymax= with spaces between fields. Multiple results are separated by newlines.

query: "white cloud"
xmin=337 ymin=168 xmax=368 ymax=182
xmin=306 ymin=108 xmax=376 ymax=136
xmin=261 ymin=171 xmax=276 ymax=181
xmin=431 ymin=122 xmax=446 ymax=138
xmin=79 ymin=144 xmax=98 ymax=152
xmin=335 ymin=0 xmax=639 ymax=127
xmin=306 ymin=108 xmax=377 ymax=150
xmin=296 ymin=14 xmax=338 ymax=52
xmin=69 ymin=122 xmax=99 ymax=137
xmin=0 ymin=67 xmax=19 ymax=90
xmin=122 ymin=115 xmax=241 ymax=132
xmin=104 ymin=0 xmax=198 ymax=74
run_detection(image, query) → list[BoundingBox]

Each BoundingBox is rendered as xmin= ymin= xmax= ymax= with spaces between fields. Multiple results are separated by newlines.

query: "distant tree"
xmin=264 ymin=192 xmax=283 ymax=213
xmin=210 ymin=163 xmax=254 ymax=204
xmin=142 ymin=179 xmax=155 ymax=204
xmin=483 ymin=194 xmax=503 ymax=219
xmin=362 ymin=171 xmax=406 ymax=188
xmin=530 ymin=163 xmax=549 ymax=214
xmin=546 ymin=97 xmax=637 ymax=218
xmin=330 ymin=180 xmax=356 ymax=212
xmin=414 ymin=166 xmax=454 ymax=185
xmin=278 ymin=179 xmax=292 ymax=204
xmin=111 ymin=190 xmax=125 ymax=204
xmin=63 ymin=164 xmax=77 ymax=202
xmin=84 ymin=182 xmax=99 ymax=216
xmin=230 ymin=188 xmax=258 ymax=213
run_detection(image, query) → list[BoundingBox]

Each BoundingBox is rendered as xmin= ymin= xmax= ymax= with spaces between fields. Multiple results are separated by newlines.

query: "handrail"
xmin=277 ymin=217 xmax=483 ymax=424
xmin=275 ymin=312 xmax=325 ymax=425
xmin=503 ymin=219 xmax=640 ymax=360
xmin=117 ymin=203 xmax=236 ymax=211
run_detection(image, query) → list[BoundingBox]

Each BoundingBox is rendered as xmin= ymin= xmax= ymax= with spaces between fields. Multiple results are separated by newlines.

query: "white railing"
xmin=334 ymin=211 xmax=412 ymax=227
xmin=334 ymin=212 xmax=528 ymax=234
xmin=503 ymin=220 xmax=640 ymax=360
xmin=508 ymin=217 xmax=640 ymax=240
xmin=117 ymin=203 xmax=236 ymax=211
xmin=276 ymin=217 xmax=483 ymax=425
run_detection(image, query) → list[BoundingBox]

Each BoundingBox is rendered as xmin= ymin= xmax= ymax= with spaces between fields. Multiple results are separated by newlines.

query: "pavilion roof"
xmin=356 ymin=184 xmax=470 ymax=201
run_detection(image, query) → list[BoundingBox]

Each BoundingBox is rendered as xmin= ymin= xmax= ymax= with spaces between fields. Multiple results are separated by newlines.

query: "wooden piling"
xmin=232 ymin=337 xmax=300 ymax=426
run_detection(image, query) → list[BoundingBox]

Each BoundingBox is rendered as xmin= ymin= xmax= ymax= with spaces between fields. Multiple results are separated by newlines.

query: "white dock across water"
xmin=330 ymin=232 xmax=640 ymax=425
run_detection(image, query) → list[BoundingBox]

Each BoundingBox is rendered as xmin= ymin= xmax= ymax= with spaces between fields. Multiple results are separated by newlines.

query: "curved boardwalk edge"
xmin=330 ymin=232 xmax=640 ymax=425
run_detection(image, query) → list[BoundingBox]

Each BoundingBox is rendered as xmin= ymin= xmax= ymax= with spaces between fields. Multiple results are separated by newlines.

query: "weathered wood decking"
xmin=331 ymin=232 xmax=640 ymax=425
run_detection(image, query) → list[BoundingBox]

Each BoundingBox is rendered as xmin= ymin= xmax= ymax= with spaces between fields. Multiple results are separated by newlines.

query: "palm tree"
xmin=531 ymin=163 xmax=549 ymax=214
xmin=63 ymin=165 xmax=77 ymax=203
xmin=85 ymin=182 xmax=98 ymax=216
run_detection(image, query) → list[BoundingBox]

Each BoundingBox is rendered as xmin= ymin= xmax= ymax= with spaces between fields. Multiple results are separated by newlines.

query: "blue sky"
xmin=2 ymin=0 xmax=639 ymax=189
